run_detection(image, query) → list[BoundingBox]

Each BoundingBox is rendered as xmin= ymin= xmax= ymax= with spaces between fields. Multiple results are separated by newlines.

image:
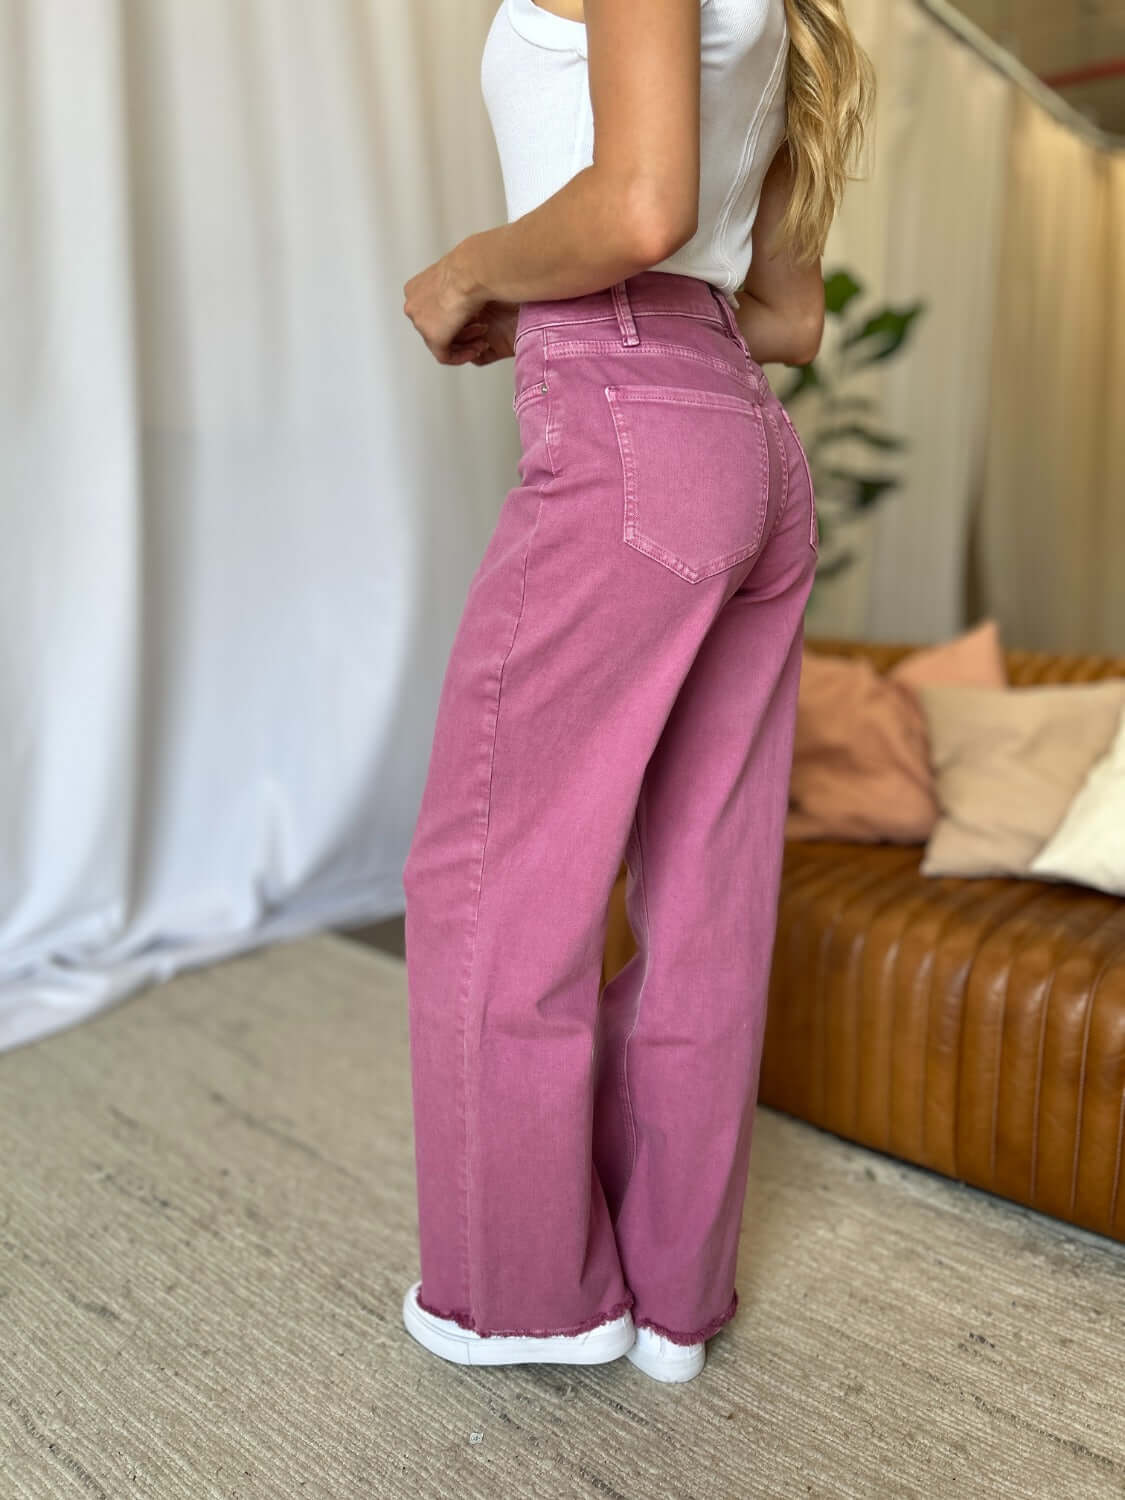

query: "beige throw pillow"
xmin=916 ymin=680 xmax=1125 ymax=878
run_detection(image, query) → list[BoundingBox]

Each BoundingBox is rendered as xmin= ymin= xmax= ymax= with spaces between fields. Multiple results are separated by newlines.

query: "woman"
xmin=400 ymin=0 xmax=874 ymax=1383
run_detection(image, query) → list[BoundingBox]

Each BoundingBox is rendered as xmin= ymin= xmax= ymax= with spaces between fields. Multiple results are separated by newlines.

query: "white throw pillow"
xmin=1029 ymin=704 xmax=1125 ymax=896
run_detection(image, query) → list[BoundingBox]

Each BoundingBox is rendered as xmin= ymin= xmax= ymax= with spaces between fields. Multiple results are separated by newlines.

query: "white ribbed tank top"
xmin=480 ymin=0 xmax=790 ymax=310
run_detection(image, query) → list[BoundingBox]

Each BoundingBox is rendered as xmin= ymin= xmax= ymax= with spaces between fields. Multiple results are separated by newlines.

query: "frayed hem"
xmin=634 ymin=1288 xmax=738 ymax=1346
xmin=416 ymin=1288 xmax=636 ymax=1340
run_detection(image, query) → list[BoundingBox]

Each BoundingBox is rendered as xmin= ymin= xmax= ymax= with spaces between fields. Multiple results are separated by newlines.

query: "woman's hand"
xmin=403 ymin=248 xmax=491 ymax=365
xmin=406 ymin=294 xmax=521 ymax=370
xmin=402 ymin=245 xmax=523 ymax=367
xmin=463 ymin=300 xmax=521 ymax=365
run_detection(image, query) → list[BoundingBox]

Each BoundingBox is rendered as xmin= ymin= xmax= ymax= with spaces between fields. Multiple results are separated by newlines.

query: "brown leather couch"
xmin=602 ymin=635 xmax=1125 ymax=1243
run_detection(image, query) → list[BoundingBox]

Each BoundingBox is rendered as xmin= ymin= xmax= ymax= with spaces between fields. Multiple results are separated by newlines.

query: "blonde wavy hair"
xmin=772 ymin=0 xmax=877 ymax=266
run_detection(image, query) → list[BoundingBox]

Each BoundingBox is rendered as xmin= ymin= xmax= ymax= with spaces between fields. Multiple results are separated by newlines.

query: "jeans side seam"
xmin=620 ymin=787 xmax=655 ymax=1189
xmin=460 ymin=486 xmax=548 ymax=1318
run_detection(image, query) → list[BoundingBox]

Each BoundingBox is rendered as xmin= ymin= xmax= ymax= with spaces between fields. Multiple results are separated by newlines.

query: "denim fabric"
xmin=403 ymin=269 xmax=818 ymax=1344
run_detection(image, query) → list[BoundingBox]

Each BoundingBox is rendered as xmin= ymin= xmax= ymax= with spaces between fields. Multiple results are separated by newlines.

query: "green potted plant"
xmin=776 ymin=270 xmax=927 ymax=583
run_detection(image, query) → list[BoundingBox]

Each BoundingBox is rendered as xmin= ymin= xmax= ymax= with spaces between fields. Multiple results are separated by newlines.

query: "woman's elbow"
xmin=629 ymin=213 xmax=697 ymax=267
xmin=624 ymin=183 xmax=698 ymax=265
xmin=794 ymin=305 xmax=825 ymax=366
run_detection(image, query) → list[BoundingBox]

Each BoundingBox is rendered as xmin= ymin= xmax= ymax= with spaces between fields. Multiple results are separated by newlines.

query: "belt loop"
xmin=710 ymin=284 xmax=768 ymax=400
xmin=611 ymin=280 xmax=640 ymax=347
xmin=710 ymin=282 xmax=742 ymax=343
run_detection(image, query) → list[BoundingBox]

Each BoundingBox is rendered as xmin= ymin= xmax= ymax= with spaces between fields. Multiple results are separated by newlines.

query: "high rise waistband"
xmin=514 ymin=269 xmax=767 ymax=400
xmin=515 ymin=270 xmax=741 ymax=345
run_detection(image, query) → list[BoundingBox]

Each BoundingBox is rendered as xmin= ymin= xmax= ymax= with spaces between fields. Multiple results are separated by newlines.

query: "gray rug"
xmin=1 ymin=933 xmax=1122 ymax=1499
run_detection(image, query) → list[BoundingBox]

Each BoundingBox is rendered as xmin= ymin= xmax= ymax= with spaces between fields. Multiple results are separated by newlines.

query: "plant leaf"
xmin=823 ymin=270 xmax=864 ymax=316
xmin=823 ymin=394 xmax=877 ymax=415
xmin=822 ymin=469 xmax=902 ymax=509
xmin=840 ymin=303 xmax=926 ymax=365
xmin=812 ymin=424 xmax=908 ymax=452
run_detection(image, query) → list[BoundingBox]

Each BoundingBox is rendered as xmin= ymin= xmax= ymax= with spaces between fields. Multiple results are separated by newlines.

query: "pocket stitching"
xmin=604 ymin=383 xmax=762 ymax=415
xmin=549 ymin=338 xmax=759 ymax=389
xmin=512 ymin=332 xmax=558 ymax=480
xmin=605 ymin=385 xmax=770 ymax=585
xmin=513 ymin=381 xmax=548 ymax=414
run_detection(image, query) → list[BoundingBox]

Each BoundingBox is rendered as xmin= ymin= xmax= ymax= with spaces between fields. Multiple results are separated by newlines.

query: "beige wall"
xmin=951 ymin=0 xmax=1125 ymax=131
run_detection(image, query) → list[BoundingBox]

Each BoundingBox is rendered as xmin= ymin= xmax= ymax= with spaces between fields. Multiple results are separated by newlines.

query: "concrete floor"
xmin=6 ymin=930 xmax=1122 ymax=1499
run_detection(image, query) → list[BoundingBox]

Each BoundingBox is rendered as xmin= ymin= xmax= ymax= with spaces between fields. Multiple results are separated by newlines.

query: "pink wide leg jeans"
xmin=403 ymin=268 xmax=818 ymax=1345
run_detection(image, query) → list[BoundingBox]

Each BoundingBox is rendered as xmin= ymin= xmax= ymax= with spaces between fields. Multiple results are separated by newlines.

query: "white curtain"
xmin=0 ymin=0 xmax=515 ymax=1050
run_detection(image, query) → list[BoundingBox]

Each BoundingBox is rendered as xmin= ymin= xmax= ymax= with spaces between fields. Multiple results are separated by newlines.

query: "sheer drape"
xmin=977 ymin=91 xmax=1125 ymax=652
xmin=789 ymin=0 xmax=1123 ymax=654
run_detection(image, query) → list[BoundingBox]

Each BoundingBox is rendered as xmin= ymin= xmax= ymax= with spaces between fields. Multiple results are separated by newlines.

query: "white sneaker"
xmin=625 ymin=1326 xmax=706 ymax=1383
xmin=402 ymin=1282 xmax=636 ymax=1367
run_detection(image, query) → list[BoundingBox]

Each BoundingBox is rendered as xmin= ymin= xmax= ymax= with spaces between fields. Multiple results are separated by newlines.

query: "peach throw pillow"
xmin=786 ymin=620 xmax=1008 ymax=843
xmin=917 ymin=680 xmax=1125 ymax=877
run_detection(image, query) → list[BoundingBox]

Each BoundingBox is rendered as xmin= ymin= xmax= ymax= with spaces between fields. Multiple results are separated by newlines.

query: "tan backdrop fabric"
xmin=789 ymin=0 xmax=1012 ymax=647
xmin=978 ymin=93 xmax=1125 ymax=654
xmin=787 ymin=0 xmax=1125 ymax=656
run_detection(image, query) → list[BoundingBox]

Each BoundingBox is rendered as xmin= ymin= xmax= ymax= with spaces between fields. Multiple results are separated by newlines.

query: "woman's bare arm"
xmin=734 ymin=142 xmax=825 ymax=367
xmin=449 ymin=0 xmax=702 ymax=308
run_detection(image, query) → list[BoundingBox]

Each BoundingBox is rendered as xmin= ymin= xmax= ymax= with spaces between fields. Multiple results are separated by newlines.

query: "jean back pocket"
xmin=604 ymin=384 xmax=771 ymax=584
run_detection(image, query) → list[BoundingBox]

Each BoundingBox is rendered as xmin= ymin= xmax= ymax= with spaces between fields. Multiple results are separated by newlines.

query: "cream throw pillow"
xmin=916 ymin=680 xmax=1125 ymax=878
xmin=1029 ymin=704 xmax=1125 ymax=895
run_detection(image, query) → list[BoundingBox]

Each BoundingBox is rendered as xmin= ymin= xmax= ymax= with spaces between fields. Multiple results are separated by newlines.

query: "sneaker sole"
xmin=402 ymin=1282 xmax=637 ymax=1367
xmin=625 ymin=1338 xmax=706 ymax=1383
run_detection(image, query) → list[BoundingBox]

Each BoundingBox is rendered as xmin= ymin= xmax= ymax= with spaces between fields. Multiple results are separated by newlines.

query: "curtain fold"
xmin=0 ymin=0 xmax=516 ymax=1051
